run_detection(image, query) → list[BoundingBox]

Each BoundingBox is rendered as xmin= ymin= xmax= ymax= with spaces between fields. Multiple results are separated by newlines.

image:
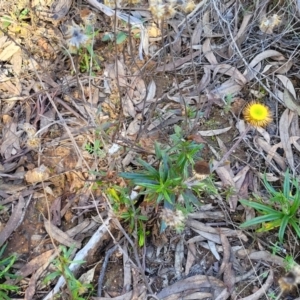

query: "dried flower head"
xmin=192 ymin=161 xmax=210 ymax=180
xmin=259 ymin=14 xmax=281 ymax=34
xmin=27 ymin=137 xmax=40 ymax=149
xmin=64 ymin=21 xmax=88 ymax=50
xmin=165 ymin=4 xmax=176 ymax=18
xmin=150 ymin=4 xmax=166 ymax=19
xmin=149 ymin=0 xmax=167 ymax=19
xmin=181 ymin=0 xmax=195 ymax=13
xmin=243 ymin=102 xmax=272 ymax=127
xmin=160 ymin=208 xmax=185 ymax=230
xmin=23 ymin=123 xmax=36 ymax=137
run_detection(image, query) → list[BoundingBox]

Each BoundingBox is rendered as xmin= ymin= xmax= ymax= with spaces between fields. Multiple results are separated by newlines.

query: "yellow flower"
xmin=243 ymin=102 xmax=272 ymax=127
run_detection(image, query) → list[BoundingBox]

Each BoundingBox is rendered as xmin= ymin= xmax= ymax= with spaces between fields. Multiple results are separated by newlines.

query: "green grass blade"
xmin=154 ymin=142 xmax=163 ymax=159
xmin=263 ymin=174 xmax=278 ymax=197
xmin=137 ymin=159 xmax=159 ymax=177
xmin=278 ymin=215 xmax=289 ymax=242
xmin=240 ymin=213 xmax=281 ymax=228
xmin=290 ymin=187 xmax=300 ymax=215
xmin=239 ymin=199 xmax=278 ymax=214
xmin=283 ymin=169 xmax=291 ymax=199
xmin=289 ymin=219 xmax=300 ymax=239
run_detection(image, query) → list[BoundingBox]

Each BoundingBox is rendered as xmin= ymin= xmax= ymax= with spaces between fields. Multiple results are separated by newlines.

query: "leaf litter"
xmin=1 ymin=0 xmax=300 ymax=299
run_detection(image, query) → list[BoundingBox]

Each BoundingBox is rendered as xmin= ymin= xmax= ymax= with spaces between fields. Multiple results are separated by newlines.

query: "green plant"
xmin=223 ymin=94 xmax=234 ymax=114
xmin=84 ymin=139 xmax=105 ymax=158
xmin=0 ymin=244 xmax=19 ymax=300
xmin=120 ymin=125 xmax=217 ymax=231
xmin=269 ymin=241 xmax=286 ymax=256
xmin=240 ymin=170 xmax=300 ymax=243
xmin=78 ymin=25 xmax=101 ymax=73
xmin=1 ymin=8 xmax=30 ymax=28
xmin=102 ymin=23 xmax=141 ymax=45
xmin=283 ymin=255 xmax=296 ymax=272
xmin=107 ymin=186 xmax=148 ymax=246
xmin=44 ymin=245 xmax=92 ymax=300
xmin=267 ymin=291 xmax=276 ymax=300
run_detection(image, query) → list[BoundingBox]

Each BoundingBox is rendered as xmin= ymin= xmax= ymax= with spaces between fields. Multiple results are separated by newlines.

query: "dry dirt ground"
xmin=1 ymin=0 xmax=300 ymax=299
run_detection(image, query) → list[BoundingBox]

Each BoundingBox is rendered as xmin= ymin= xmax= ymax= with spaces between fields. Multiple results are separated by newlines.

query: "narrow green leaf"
xmin=0 ymin=283 xmax=19 ymax=291
xmin=43 ymin=271 xmax=61 ymax=283
xmin=154 ymin=142 xmax=162 ymax=159
xmin=283 ymin=169 xmax=291 ymax=199
xmin=116 ymin=31 xmax=127 ymax=44
xmin=240 ymin=213 xmax=281 ymax=228
xmin=0 ymin=244 xmax=7 ymax=258
xmin=263 ymin=174 xmax=279 ymax=197
xmin=182 ymin=190 xmax=201 ymax=206
xmin=289 ymin=219 xmax=300 ymax=239
xmin=257 ymin=218 xmax=282 ymax=232
xmin=289 ymin=188 xmax=300 ymax=215
xmin=239 ymin=199 xmax=278 ymax=214
xmin=278 ymin=215 xmax=289 ymax=242
xmin=137 ymin=159 xmax=158 ymax=177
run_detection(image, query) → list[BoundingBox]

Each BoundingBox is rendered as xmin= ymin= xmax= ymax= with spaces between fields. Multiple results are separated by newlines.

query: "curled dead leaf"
xmin=283 ymin=89 xmax=300 ymax=115
xmin=25 ymin=164 xmax=50 ymax=183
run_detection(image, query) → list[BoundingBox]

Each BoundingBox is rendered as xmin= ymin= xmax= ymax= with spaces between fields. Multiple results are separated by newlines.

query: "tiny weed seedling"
xmin=44 ymin=245 xmax=92 ymax=300
xmin=223 ymin=94 xmax=234 ymax=114
xmin=270 ymin=241 xmax=286 ymax=256
xmin=107 ymin=187 xmax=148 ymax=247
xmin=240 ymin=170 xmax=300 ymax=243
xmin=0 ymin=244 xmax=19 ymax=300
xmin=102 ymin=20 xmax=141 ymax=46
xmin=78 ymin=25 xmax=101 ymax=73
xmin=84 ymin=139 xmax=105 ymax=158
xmin=1 ymin=8 xmax=30 ymax=29
xmin=267 ymin=291 xmax=277 ymax=300
xmin=284 ymin=255 xmax=296 ymax=272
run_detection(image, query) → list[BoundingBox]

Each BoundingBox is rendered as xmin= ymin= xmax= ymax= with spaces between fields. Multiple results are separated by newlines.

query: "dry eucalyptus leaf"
xmin=279 ymin=109 xmax=294 ymax=170
xmin=207 ymin=64 xmax=247 ymax=85
xmin=0 ymin=42 xmax=20 ymax=61
xmin=254 ymin=137 xmax=286 ymax=171
xmin=203 ymin=38 xmax=218 ymax=64
xmin=78 ymin=266 xmax=97 ymax=287
xmin=44 ymin=218 xmax=81 ymax=248
xmin=277 ymin=75 xmax=296 ymax=98
xmin=198 ymin=126 xmax=231 ymax=136
xmin=283 ymin=89 xmax=300 ymax=116
xmin=10 ymin=49 xmax=23 ymax=76
xmin=248 ymin=50 xmax=285 ymax=69
xmin=16 ymin=249 xmax=56 ymax=278
xmin=25 ymin=164 xmax=50 ymax=183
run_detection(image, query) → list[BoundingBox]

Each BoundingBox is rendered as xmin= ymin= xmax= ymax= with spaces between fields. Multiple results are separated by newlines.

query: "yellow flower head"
xmin=243 ymin=102 xmax=272 ymax=127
